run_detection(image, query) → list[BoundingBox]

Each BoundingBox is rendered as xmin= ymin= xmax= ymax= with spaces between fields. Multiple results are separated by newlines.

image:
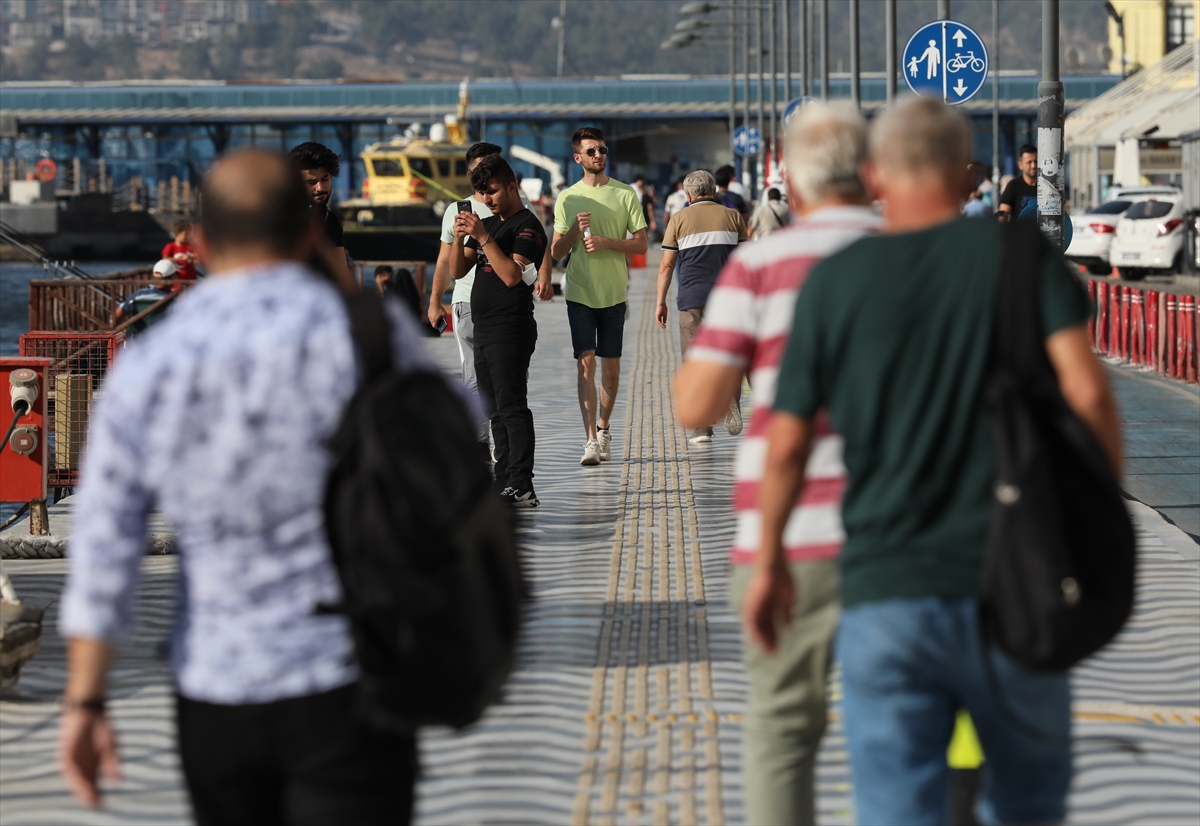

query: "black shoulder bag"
xmin=981 ymin=221 xmax=1135 ymax=671
xmin=322 ymin=290 xmax=525 ymax=731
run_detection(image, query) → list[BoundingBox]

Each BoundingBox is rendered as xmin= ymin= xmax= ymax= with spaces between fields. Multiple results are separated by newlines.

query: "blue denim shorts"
xmin=838 ymin=597 xmax=1072 ymax=826
xmin=566 ymin=300 xmax=626 ymax=359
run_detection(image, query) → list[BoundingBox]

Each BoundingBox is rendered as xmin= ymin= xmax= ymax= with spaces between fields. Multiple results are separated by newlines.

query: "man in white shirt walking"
xmin=59 ymin=149 xmax=433 ymax=825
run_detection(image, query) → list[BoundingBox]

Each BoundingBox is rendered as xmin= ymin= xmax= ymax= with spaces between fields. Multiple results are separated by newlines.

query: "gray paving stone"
xmin=0 ymin=265 xmax=1196 ymax=824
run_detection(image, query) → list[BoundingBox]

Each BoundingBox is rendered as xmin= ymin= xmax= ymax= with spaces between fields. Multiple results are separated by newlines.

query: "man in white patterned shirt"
xmin=58 ymin=150 xmax=433 ymax=825
xmin=674 ymin=103 xmax=880 ymax=826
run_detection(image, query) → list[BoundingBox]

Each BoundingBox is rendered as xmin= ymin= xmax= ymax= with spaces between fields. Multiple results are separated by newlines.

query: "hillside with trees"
xmin=0 ymin=0 xmax=1111 ymax=84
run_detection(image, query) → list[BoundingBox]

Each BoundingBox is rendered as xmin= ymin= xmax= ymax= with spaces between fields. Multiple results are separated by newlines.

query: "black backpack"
xmin=980 ymin=221 xmax=1135 ymax=671
xmin=322 ymin=290 xmax=524 ymax=731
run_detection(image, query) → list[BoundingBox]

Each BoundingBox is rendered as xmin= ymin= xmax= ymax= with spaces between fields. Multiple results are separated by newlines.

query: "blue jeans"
xmin=838 ymin=597 xmax=1071 ymax=825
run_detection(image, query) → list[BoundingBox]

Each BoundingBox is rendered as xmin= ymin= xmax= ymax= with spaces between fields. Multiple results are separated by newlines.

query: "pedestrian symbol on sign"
xmin=902 ymin=20 xmax=989 ymax=105
xmin=916 ymin=40 xmax=940 ymax=79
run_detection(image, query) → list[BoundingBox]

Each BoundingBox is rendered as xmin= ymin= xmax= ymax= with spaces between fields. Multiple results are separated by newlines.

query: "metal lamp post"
xmin=676 ymin=1 xmax=773 ymax=197
xmin=850 ymin=0 xmax=860 ymax=108
xmin=820 ymin=0 xmax=829 ymax=100
xmin=1038 ymin=0 xmax=1065 ymax=249
xmin=1104 ymin=1 xmax=1127 ymax=78
xmin=885 ymin=0 xmax=897 ymax=105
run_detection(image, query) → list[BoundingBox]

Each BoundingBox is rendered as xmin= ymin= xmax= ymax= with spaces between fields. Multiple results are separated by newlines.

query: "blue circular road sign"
xmin=782 ymin=96 xmax=819 ymax=128
xmin=733 ymin=125 xmax=761 ymax=158
xmin=902 ymin=19 xmax=989 ymax=105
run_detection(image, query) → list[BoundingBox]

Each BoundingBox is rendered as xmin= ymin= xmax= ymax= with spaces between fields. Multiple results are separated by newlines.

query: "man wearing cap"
xmin=112 ymin=259 xmax=178 ymax=334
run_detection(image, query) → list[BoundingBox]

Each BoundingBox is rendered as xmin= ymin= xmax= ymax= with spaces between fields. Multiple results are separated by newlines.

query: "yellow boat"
xmin=339 ymin=79 xmax=473 ymax=261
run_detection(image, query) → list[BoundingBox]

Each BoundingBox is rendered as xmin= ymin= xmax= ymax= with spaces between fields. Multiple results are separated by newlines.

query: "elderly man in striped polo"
xmin=673 ymin=103 xmax=881 ymax=826
xmin=655 ymin=168 xmax=750 ymax=444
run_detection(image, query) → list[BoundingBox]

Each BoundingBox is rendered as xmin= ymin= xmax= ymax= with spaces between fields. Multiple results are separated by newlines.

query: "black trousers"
xmin=176 ymin=684 xmax=417 ymax=826
xmin=474 ymin=334 xmax=537 ymax=490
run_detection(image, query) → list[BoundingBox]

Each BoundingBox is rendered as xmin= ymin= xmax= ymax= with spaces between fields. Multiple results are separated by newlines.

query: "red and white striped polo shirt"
xmin=686 ymin=205 xmax=882 ymax=565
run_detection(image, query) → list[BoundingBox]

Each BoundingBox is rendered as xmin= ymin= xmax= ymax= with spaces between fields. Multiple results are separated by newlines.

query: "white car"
xmin=1067 ymin=199 xmax=1136 ymax=274
xmin=1067 ymin=186 xmax=1183 ymax=275
xmin=1109 ymin=195 xmax=1187 ymax=280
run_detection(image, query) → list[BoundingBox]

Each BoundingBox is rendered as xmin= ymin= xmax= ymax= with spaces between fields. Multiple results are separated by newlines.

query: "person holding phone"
xmin=448 ymin=155 xmax=547 ymax=509
xmin=430 ymin=143 xmax=552 ymax=447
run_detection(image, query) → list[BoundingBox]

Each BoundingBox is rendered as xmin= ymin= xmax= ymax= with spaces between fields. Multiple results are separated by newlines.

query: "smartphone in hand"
xmin=456 ymin=200 xmax=473 ymax=216
xmin=435 ymin=315 xmax=448 ymax=335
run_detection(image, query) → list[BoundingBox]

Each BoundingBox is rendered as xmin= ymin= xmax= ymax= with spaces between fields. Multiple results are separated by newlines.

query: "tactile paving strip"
xmin=570 ymin=271 xmax=724 ymax=826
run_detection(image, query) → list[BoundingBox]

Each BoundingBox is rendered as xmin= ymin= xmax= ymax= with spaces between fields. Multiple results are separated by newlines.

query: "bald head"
xmin=199 ymin=149 xmax=311 ymax=259
xmin=869 ymin=96 xmax=970 ymax=191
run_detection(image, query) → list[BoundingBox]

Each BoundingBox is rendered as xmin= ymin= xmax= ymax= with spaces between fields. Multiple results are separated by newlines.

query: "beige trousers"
xmin=729 ymin=560 xmax=840 ymax=826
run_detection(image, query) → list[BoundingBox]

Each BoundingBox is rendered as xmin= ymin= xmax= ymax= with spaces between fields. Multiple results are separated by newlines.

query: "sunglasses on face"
xmin=583 ymin=146 xmax=609 ymax=157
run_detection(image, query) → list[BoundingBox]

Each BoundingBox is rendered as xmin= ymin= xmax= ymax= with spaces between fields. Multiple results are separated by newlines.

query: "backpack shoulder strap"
xmin=995 ymin=220 xmax=1051 ymax=380
xmin=342 ymin=289 xmax=394 ymax=382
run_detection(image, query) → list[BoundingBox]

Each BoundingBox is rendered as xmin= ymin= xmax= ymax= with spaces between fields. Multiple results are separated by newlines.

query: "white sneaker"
xmin=688 ymin=429 xmax=713 ymax=445
xmin=724 ymin=400 xmax=743 ymax=436
xmin=510 ymin=489 xmax=540 ymax=508
xmin=580 ymin=439 xmax=602 ymax=466
xmin=597 ymin=428 xmax=612 ymax=462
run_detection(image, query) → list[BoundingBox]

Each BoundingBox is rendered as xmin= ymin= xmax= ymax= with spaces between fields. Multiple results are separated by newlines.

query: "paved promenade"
xmin=1 ymin=265 xmax=1198 ymax=824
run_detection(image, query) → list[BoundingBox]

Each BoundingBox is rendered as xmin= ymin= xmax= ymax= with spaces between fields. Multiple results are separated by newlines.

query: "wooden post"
xmin=182 ymin=180 xmax=193 ymax=214
xmin=73 ymin=156 xmax=82 ymax=194
xmin=28 ymin=499 xmax=49 ymax=536
xmin=171 ymin=176 xmax=180 ymax=213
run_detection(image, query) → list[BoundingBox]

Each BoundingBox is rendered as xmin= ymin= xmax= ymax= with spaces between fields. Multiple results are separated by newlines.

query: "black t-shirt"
xmin=466 ymin=208 xmax=546 ymax=344
xmin=640 ymin=190 xmax=655 ymax=224
xmin=315 ymin=203 xmax=344 ymax=248
xmin=999 ymin=177 xmax=1037 ymax=216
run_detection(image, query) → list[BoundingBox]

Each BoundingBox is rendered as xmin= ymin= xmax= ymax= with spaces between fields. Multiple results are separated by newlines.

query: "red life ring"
xmin=35 ymin=158 xmax=57 ymax=182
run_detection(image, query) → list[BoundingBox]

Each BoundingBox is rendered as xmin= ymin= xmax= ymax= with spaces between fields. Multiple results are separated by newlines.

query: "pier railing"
xmin=28 ymin=276 xmax=190 ymax=332
xmin=18 ymin=332 xmax=123 ymax=490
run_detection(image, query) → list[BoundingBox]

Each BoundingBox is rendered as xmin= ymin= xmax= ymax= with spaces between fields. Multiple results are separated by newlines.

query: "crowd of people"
xmin=56 ymin=96 xmax=1120 ymax=826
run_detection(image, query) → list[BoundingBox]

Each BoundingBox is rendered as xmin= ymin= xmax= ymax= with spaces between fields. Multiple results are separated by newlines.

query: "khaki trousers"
xmin=730 ymin=560 xmax=840 ymax=826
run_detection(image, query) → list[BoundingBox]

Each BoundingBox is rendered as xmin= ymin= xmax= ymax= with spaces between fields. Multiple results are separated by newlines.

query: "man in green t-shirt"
xmin=747 ymin=97 xmax=1121 ymax=824
xmin=552 ymin=127 xmax=647 ymax=467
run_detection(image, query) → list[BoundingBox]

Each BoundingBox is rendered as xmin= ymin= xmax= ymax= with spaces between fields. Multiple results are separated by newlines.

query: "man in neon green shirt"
xmin=552 ymin=127 xmax=647 ymax=467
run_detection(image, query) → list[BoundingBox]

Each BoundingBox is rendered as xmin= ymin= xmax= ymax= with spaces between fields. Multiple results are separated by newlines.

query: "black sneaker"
xmin=497 ymin=486 xmax=516 ymax=502
xmin=509 ymin=489 xmax=540 ymax=508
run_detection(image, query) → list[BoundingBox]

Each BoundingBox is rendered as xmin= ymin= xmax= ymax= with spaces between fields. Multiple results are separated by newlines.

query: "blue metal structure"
xmin=1 ymin=75 xmax=1121 ymax=201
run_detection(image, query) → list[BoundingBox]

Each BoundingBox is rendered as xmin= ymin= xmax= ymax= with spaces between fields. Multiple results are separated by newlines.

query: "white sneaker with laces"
xmin=724 ymin=399 xmax=743 ymax=436
xmin=597 ymin=428 xmax=612 ymax=462
xmin=580 ymin=439 xmax=602 ymax=466
xmin=688 ymin=429 xmax=714 ymax=445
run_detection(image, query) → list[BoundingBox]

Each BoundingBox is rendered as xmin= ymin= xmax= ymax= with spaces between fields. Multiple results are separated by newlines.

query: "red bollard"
xmin=1096 ymin=281 xmax=1108 ymax=353
xmin=1087 ymin=280 xmax=1097 ymax=345
xmin=1109 ymin=284 xmax=1122 ymax=359
xmin=1160 ymin=292 xmax=1170 ymax=374
xmin=1120 ymin=286 xmax=1132 ymax=362
xmin=1146 ymin=290 xmax=1159 ymax=371
xmin=1184 ymin=295 xmax=1197 ymax=383
xmin=1130 ymin=288 xmax=1144 ymax=366
xmin=1166 ymin=294 xmax=1178 ymax=378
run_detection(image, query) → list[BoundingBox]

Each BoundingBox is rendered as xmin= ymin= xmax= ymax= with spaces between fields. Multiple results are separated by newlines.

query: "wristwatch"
xmin=61 ymin=696 xmax=106 ymax=715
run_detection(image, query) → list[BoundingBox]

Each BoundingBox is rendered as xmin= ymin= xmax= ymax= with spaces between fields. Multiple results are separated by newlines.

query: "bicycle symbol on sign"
xmin=946 ymin=51 xmax=986 ymax=73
